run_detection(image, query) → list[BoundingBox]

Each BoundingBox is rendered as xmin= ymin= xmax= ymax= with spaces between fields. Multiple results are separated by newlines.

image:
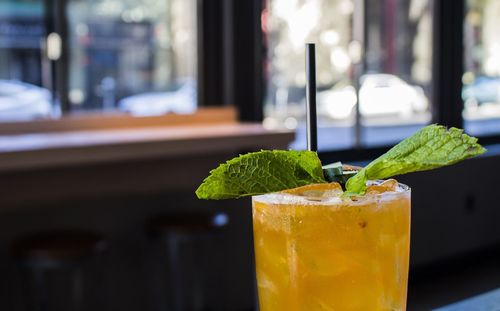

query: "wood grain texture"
xmin=0 ymin=107 xmax=237 ymax=135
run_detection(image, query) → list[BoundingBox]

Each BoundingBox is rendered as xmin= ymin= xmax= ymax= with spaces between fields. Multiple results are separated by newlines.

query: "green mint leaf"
xmin=345 ymin=124 xmax=487 ymax=195
xmin=196 ymin=150 xmax=326 ymax=200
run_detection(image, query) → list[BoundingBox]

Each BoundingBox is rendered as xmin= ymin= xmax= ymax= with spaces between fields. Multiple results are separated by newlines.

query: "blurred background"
xmin=0 ymin=0 xmax=499 ymax=310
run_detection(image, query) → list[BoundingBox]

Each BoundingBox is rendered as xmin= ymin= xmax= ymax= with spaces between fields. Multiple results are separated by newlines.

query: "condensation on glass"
xmin=263 ymin=0 xmax=433 ymax=150
xmin=463 ymin=0 xmax=500 ymax=136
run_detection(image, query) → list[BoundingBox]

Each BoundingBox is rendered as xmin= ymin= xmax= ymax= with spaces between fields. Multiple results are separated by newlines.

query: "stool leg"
xmin=71 ymin=267 xmax=84 ymax=311
xmin=167 ymin=233 xmax=184 ymax=311
xmin=191 ymin=238 xmax=205 ymax=311
xmin=167 ymin=234 xmax=207 ymax=311
xmin=31 ymin=268 xmax=49 ymax=311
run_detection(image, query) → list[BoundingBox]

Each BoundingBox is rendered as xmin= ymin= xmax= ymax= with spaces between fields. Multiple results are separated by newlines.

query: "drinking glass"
xmin=252 ymin=181 xmax=411 ymax=310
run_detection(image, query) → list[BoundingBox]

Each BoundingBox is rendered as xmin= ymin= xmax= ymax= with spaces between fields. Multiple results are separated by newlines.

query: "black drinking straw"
xmin=305 ymin=43 xmax=318 ymax=152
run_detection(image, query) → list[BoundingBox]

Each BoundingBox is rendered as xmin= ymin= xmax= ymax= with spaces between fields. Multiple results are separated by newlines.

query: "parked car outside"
xmin=118 ymin=79 xmax=196 ymax=116
xmin=358 ymin=74 xmax=428 ymax=117
xmin=462 ymin=75 xmax=500 ymax=107
xmin=317 ymin=74 xmax=429 ymax=120
xmin=0 ymin=80 xmax=53 ymax=121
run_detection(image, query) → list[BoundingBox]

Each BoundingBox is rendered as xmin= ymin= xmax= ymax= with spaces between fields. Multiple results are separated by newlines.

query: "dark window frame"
xmin=197 ymin=0 xmax=225 ymax=107
xmin=205 ymin=0 xmax=265 ymax=121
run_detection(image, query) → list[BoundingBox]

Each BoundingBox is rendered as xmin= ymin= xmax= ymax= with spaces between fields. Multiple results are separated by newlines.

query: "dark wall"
xmin=0 ymin=191 xmax=256 ymax=311
xmin=398 ymin=153 xmax=500 ymax=268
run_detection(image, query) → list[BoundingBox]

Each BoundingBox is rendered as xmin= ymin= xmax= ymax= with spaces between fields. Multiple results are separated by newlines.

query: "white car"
xmin=318 ymin=74 xmax=429 ymax=120
xmin=118 ymin=80 xmax=197 ymax=116
xmin=0 ymin=80 xmax=53 ymax=121
xmin=359 ymin=74 xmax=428 ymax=117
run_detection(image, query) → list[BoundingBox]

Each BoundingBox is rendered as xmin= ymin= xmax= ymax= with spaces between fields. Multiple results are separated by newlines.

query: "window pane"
xmin=362 ymin=0 xmax=433 ymax=147
xmin=0 ymin=1 xmax=53 ymax=121
xmin=264 ymin=0 xmax=433 ymax=151
xmin=67 ymin=0 xmax=197 ymax=115
xmin=263 ymin=0 xmax=357 ymax=151
xmin=463 ymin=0 xmax=500 ymax=136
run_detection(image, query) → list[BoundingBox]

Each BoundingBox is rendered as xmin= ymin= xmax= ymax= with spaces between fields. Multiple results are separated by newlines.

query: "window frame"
xmin=212 ymin=0 xmax=265 ymax=121
xmin=197 ymin=0 xmax=225 ymax=108
xmin=432 ymin=0 xmax=464 ymax=129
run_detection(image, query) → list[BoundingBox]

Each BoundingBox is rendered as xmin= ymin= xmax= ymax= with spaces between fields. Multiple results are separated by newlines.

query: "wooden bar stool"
xmin=146 ymin=212 xmax=229 ymax=311
xmin=11 ymin=230 xmax=107 ymax=311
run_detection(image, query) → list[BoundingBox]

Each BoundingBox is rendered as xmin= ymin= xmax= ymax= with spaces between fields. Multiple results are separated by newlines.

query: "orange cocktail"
xmin=252 ymin=180 xmax=411 ymax=311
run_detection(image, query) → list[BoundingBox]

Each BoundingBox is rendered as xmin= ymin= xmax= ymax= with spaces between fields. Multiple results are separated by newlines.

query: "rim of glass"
xmin=252 ymin=180 xmax=411 ymax=204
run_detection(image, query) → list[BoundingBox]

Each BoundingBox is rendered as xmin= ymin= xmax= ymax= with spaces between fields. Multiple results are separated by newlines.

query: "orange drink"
xmin=252 ymin=180 xmax=411 ymax=311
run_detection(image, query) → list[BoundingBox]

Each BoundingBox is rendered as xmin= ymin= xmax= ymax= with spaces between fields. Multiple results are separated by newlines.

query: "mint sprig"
xmin=196 ymin=150 xmax=326 ymax=200
xmin=345 ymin=125 xmax=487 ymax=195
xmin=196 ymin=125 xmax=486 ymax=200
